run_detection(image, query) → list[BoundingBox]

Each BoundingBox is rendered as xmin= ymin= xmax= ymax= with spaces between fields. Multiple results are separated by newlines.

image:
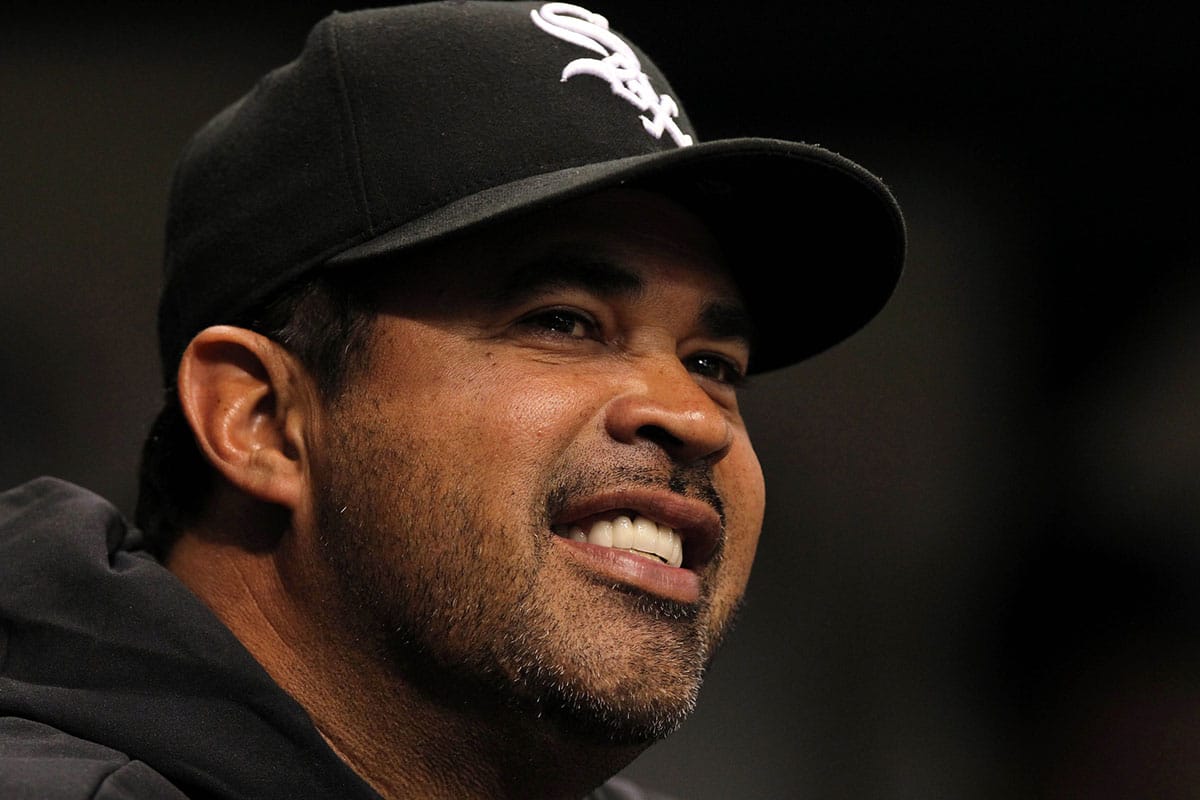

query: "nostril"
xmin=637 ymin=424 xmax=683 ymax=453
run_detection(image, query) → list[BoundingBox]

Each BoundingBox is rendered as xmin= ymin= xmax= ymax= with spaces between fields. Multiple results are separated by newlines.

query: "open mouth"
xmin=552 ymin=514 xmax=683 ymax=568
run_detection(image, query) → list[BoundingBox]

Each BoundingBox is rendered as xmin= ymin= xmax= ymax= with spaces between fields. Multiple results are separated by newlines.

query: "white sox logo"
xmin=531 ymin=2 xmax=694 ymax=147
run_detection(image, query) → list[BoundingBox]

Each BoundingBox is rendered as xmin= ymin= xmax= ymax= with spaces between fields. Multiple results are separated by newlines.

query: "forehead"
xmin=374 ymin=188 xmax=742 ymax=309
xmin=502 ymin=187 xmax=727 ymax=267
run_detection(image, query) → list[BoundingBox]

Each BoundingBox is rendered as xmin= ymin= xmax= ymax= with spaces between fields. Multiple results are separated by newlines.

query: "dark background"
xmin=3 ymin=2 xmax=1197 ymax=797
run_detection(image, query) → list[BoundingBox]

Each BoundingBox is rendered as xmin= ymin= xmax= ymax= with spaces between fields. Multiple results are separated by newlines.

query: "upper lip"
xmin=551 ymin=487 xmax=723 ymax=570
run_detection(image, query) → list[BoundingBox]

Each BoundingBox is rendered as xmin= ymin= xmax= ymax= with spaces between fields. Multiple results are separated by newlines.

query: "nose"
xmin=603 ymin=355 xmax=734 ymax=465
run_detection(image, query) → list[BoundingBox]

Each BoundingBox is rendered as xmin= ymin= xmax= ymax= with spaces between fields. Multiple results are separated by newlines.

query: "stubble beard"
xmin=311 ymin=416 xmax=733 ymax=747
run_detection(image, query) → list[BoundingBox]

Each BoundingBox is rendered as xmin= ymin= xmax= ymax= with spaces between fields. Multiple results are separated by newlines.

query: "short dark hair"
xmin=135 ymin=273 xmax=378 ymax=558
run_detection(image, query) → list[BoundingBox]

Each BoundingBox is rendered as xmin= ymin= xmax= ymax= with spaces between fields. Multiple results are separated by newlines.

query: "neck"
xmin=167 ymin=524 xmax=641 ymax=800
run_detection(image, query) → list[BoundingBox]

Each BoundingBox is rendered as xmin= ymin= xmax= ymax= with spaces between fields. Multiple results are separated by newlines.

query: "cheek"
xmin=716 ymin=440 xmax=766 ymax=592
xmin=462 ymin=362 xmax=602 ymax=463
xmin=372 ymin=339 xmax=586 ymax=449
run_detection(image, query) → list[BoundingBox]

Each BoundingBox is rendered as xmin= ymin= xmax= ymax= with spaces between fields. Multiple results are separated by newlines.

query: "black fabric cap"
xmin=159 ymin=0 xmax=906 ymax=380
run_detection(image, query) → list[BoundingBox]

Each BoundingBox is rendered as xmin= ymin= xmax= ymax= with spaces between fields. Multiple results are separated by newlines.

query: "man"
xmin=0 ymin=2 xmax=904 ymax=798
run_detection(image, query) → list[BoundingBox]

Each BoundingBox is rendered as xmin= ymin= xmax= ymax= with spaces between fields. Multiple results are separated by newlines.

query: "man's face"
xmin=306 ymin=188 xmax=766 ymax=745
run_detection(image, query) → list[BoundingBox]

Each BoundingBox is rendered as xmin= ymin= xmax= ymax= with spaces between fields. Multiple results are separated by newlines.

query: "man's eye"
xmin=685 ymin=353 xmax=746 ymax=386
xmin=519 ymin=309 xmax=597 ymax=339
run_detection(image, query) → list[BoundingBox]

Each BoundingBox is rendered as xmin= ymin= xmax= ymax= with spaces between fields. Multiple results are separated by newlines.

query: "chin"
xmin=500 ymin=593 xmax=714 ymax=747
xmin=512 ymin=666 xmax=703 ymax=748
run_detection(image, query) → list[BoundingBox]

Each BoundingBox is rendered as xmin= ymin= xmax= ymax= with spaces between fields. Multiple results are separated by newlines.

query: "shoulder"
xmin=0 ymin=477 xmax=134 ymax=555
xmin=0 ymin=717 xmax=187 ymax=800
xmin=586 ymin=775 xmax=680 ymax=800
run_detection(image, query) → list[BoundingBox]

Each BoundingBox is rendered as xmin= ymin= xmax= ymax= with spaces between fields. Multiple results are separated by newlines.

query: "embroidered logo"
xmin=531 ymin=2 xmax=694 ymax=148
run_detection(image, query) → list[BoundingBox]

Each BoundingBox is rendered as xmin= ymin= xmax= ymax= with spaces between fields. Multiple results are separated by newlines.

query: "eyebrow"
xmin=489 ymin=250 xmax=755 ymax=346
xmin=490 ymin=252 xmax=645 ymax=306
xmin=699 ymin=299 xmax=756 ymax=346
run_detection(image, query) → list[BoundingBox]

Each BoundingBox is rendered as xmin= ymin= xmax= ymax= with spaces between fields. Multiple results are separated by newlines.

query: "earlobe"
xmin=177 ymin=326 xmax=311 ymax=511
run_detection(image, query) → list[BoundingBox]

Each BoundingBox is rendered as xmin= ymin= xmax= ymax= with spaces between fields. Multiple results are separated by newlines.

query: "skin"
xmin=168 ymin=188 xmax=767 ymax=800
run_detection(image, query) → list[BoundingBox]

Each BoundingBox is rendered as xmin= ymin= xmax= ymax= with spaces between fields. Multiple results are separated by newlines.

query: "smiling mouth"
xmin=552 ymin=514 xmax=683 ymax=568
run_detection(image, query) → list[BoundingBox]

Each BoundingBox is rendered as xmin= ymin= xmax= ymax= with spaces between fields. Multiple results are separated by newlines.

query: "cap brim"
xmin=326 ymin=137 xmax=905 ymax=373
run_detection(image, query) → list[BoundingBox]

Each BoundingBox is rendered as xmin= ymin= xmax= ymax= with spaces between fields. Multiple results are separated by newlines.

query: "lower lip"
xmin=552 ymin=537 xmax=702 ymax=604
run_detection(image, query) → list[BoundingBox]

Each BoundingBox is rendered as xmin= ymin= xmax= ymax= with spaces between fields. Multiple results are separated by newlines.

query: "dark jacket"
xmin=0 ymin=478 xmax=666 ymax=800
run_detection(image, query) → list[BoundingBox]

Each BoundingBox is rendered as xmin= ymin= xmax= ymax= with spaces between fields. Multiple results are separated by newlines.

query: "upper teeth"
xmin=554 ymin=514 xmax=683 ymax=568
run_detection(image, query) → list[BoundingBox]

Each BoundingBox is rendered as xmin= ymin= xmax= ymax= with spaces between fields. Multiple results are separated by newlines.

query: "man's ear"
xmin=176 ymin=325 xmax=314 ymax=512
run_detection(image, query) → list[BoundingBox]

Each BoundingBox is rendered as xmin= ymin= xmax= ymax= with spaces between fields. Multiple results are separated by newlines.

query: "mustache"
xmin=544 ymin=461 xmax=725 ymax=527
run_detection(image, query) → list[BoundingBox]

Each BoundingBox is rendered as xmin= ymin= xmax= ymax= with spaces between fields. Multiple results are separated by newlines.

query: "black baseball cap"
xmin=158 ymin=1 xmax=905 ymax=380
